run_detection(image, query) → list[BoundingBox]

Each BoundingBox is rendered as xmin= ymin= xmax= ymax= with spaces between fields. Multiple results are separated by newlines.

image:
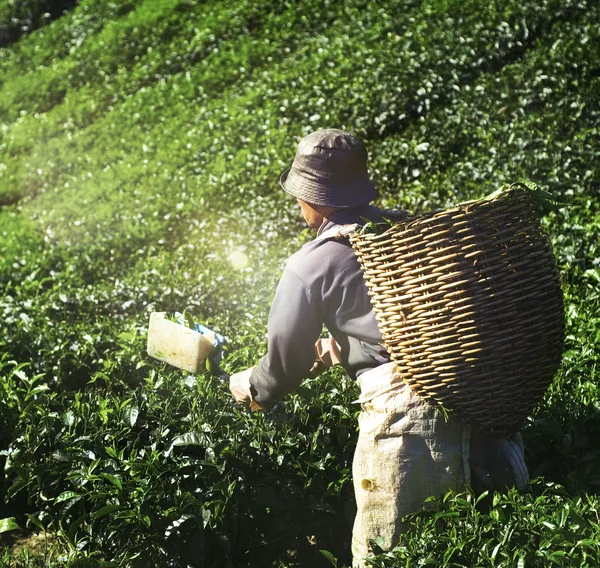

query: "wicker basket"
xmin=349 ymin=187 xmax=564 ymax=438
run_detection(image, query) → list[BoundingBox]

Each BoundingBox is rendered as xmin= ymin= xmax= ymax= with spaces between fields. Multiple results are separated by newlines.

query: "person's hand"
xmin=309 ymin=337 xmax=342 ymax=378
xmin=229 ymin=367 xmax=263 ymax=411
xmin=315 ymin=337 xmax=342 ymax=367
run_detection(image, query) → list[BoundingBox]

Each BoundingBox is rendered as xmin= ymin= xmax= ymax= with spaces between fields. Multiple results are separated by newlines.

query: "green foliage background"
xmin=0 ymin=0 xmax=598 ymax=566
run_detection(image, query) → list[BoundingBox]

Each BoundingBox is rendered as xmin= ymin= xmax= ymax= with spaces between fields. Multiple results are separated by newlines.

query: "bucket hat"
xmin=279 ymin=129 xmax=376 ymax=208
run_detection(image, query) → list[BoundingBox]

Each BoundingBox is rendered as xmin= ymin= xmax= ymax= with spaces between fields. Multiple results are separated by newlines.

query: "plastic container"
xmin=147 ymin=312 xmax=215 ymax=373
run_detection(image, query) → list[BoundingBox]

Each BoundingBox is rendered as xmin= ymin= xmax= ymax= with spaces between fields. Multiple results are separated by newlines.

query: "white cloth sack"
xmin=351 ymin=362 xmax=529 ymax=567
xmin=351 ymin=362 xmax=471 ymax=567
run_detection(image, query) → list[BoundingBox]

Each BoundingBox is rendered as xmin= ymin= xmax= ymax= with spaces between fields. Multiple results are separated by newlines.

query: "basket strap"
xmin=316 ymin=223 xmax=359 ymax=241
xmin=462 ymin=425 xmax=472 ymax=486
xmin=499 ymin=438 xmax=530 ymax=489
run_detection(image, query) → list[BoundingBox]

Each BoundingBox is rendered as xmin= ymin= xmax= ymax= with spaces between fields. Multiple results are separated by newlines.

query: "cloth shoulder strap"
xmin=315 ymin=223 xmax=359 ymax=242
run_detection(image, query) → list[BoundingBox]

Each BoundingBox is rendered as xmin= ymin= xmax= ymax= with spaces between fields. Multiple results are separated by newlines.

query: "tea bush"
xmin=4 ymin=366 xmax=359 ymax=566
xmin=0 ymin=0 xmax=599 ymax=565
xmin=365 ymin=482 xmax=600 ymax=567
xmin=0 ymin=0 xmax=79 ymax=47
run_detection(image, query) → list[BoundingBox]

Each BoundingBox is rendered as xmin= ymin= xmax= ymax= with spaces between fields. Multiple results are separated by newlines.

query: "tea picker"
xmin=226 ymin=130 xmax=564 ymax=568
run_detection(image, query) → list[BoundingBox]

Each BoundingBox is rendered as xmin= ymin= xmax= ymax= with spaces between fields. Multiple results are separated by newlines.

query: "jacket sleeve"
xmin=249 ymin=265 xmax=324 ymax=406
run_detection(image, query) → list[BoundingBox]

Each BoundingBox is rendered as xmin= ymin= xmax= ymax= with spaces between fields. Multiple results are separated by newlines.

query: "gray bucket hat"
xmin=279 ymin=129 xmax=376 ymax=208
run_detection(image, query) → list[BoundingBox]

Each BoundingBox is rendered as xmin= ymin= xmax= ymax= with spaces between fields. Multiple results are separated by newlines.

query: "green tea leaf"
xmin=92 ymin=504 xmax=122 ymax=520
xmin=101 ymin=473 xmax=123 ymax=491
xmin=55 ymin=491 xmax=81 ymax=503
xmin=319 ymin=549 xmax=338 ymax=567
xmin=170 ymin=432 xmax=208 ymax=448
xmin=124 ymin=404 xmax=139 ymax=427
xmin=0 ymin=518 xmax=20 ymax=534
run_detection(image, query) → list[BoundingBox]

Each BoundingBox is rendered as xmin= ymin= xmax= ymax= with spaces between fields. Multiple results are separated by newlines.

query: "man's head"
xmin=280 ymin=129 xmax=376 ymax=210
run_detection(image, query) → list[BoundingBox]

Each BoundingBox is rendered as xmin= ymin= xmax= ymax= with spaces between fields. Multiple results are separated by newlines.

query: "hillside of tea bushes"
xmin=0 ymin=0 xmax=599 ymax=566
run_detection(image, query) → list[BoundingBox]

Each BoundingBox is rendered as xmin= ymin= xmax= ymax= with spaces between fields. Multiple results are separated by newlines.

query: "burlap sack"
xmin=351 ymin=362 xmax=471 ymax=567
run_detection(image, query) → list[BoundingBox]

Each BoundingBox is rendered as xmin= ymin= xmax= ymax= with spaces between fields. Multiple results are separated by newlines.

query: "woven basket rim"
xmin=356 ymin=187 xmax=534 ymax=241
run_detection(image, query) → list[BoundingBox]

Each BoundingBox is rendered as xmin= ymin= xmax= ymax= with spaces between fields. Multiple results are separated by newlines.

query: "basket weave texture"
xmin=349 ymin=189 xmax=564 ymax=438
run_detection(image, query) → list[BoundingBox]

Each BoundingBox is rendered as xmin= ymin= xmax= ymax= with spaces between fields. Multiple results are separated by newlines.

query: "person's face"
xmin=297 ymin=199 xmax=324 ymax=230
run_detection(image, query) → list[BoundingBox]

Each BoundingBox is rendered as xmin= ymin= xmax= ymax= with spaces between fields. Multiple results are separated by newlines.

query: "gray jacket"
xmin=250 ymin=205 xmax=391 ymax=406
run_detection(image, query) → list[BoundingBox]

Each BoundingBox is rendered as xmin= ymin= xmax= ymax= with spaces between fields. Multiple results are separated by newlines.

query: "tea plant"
xmin=366 ymin=482 xmax=600 ymax=567
xmin=0 ymin=0 xmax=598 ymax=565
